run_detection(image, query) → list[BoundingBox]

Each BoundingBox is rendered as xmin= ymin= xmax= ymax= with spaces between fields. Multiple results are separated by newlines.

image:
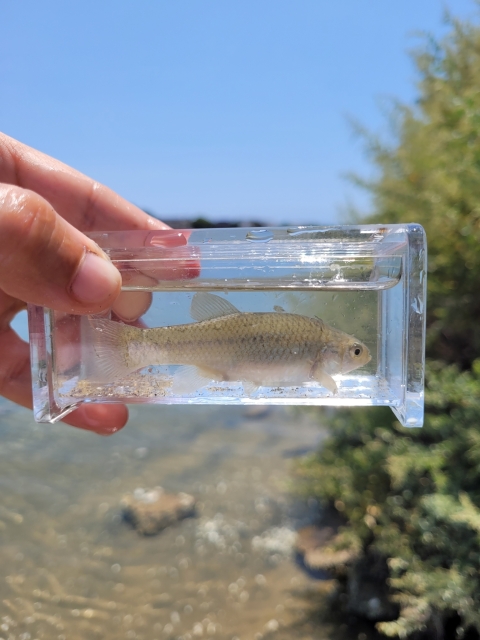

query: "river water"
xmin=1 ymin=394 xmax=348 ymax=640
xmin=0 ymin=314 xmax=374 ymax=640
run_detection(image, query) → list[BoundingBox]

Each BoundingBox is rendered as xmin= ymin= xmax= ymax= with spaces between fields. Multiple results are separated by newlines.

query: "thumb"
xmin=0 ymin=185 xmax=121 ymax=314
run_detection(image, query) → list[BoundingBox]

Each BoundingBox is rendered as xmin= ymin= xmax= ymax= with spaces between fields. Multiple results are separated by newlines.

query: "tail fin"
xmin=85 ymin=317 xmax=143 ymax=382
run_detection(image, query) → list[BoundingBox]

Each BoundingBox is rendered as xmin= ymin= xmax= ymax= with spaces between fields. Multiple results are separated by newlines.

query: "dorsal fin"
xmin=190 ymin=292 xmax=240 ymax=322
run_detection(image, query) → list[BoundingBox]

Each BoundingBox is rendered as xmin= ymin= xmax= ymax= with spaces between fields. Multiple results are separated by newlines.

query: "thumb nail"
xmin=70 ymin=251 xmax=121 ymax=305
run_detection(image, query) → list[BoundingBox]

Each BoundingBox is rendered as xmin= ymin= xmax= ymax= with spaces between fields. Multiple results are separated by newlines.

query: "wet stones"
xmin=121 ymin=487 xmax=196 ymax=535
xmin=295 ymin=526 xmax=398 ymax=622
xmin=295 ymin=525 xmax=357 ymax=572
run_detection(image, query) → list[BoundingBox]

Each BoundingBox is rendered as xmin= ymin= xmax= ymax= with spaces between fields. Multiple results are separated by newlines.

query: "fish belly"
xmin=223 ymin=361 xmax=314 ymax=387
xmin=143 ymin=314 xmax=321 ymax=387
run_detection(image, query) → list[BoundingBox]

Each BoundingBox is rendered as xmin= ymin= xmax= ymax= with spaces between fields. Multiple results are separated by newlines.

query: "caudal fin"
xmin=85 ymin=317 xmax=142 ymax=382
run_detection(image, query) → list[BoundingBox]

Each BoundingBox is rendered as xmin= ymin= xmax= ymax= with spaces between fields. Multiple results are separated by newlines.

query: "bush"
xmin=296 ymin=361 xmax=480 ymax=636
xmin=295 ymin=9 xmax=480 ymax=637
xmin=355 ymin=12 xmax=480 ymax=367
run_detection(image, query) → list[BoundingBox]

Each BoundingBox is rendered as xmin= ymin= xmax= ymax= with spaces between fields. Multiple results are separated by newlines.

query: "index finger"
xmin=0 ymin=132 xmax=167 ymax=232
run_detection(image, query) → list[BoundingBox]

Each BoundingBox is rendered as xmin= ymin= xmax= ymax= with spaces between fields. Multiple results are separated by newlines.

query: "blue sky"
xmin=1 ymin=1 xmax=477 ymax=224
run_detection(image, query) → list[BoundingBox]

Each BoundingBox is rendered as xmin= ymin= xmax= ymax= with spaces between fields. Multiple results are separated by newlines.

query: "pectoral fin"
xmin=312 ymin=370 xmax=338 ymax=394
xmin=172 ymin=365 xmax=225 ymax=395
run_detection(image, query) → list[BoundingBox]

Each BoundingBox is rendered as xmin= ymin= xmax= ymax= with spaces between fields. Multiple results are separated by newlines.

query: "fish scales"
xmin=89 ymin=293 xmax=371 ymax=394
xmin=131 ymin=313 xmax=333 ymax=368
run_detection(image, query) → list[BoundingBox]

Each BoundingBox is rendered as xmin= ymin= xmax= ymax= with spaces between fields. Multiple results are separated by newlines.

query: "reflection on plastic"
xmin=28 ymin=225 xmax=426 ymax=427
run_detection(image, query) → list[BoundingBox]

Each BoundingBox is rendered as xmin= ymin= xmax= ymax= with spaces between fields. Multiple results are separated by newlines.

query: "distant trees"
xmin=295 ymin=11 xmax=480 ymax=638
xmin=359 ymin=14 xmax=480 ymax=368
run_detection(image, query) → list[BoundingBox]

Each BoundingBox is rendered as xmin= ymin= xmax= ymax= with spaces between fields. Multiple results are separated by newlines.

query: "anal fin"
xmin=242 ymin=380 xmax=261 ymax=396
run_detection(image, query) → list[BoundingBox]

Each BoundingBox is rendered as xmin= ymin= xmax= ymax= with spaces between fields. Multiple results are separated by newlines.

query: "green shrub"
xmin=296 ymin=8 xmax=480 ymax=637
xmin=296 ymin=361 xmax=480 ymax=636
xmin=355 ymin=12 xmax=480 ymax=367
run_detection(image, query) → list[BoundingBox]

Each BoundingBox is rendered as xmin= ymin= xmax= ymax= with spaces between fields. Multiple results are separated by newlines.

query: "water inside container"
xmin=29 ymin=225 xmax=425 ymax=427
xmin=50 ymin=287 xmax=395 ymax=407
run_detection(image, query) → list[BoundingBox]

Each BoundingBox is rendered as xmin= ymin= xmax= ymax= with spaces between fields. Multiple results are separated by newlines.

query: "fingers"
xmin=110 ymin=231 xmax=201 ymax=320
xmin=0 ymin=133 xmax=205 ymax=433
xmin=0 ymin=132 xmax=167 ymax=232
xmin=112 ymin=272 xmax=155 ymax=322
xmin=0 ymin=185 xmax=200 ymax=323
xmin=0 ymin=326 xmax=128 ymax=435
xmin=0 ymin=296 xmax=127 ymax=435
xmin=63 ymin=404 xmax=128 ymax=435
xmin=0 ymin=314 xmax=31 ymax=408
xmin=0 ymin=185 xmax=122 ymax=314
xmin=0 ymin=135 xmax=201 ymax=317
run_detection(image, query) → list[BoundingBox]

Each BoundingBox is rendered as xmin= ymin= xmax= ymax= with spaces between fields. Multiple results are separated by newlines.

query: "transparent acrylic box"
xmin=28 ymin=225 xmax=426 ymax=427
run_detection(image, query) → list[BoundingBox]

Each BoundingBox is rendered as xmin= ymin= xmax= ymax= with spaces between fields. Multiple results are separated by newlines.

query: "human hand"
xmin=0 ymin=132 xmax=170 ymax=435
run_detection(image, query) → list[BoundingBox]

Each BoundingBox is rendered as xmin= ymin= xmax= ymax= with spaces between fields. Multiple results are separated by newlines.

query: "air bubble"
xmin=245 ymin=230 xmax=273 ymax=243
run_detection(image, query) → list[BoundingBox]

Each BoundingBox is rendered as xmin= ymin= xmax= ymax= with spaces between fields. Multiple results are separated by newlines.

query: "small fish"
xmin=88 ymin=293 xmax=371 ymax=395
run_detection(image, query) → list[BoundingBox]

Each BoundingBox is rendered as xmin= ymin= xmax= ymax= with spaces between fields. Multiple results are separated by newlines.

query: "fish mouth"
xmin=341 ymin=349 xmax=372 ymax=374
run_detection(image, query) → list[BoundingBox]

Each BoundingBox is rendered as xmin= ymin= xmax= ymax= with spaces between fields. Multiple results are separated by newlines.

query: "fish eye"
xmin=350 ymin=344 xmax=363 ymax=358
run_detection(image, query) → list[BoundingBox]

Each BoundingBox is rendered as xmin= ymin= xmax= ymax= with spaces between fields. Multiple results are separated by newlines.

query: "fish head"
xmin=338 ymin=337 xmax=371 ymax=374
xmin=319 ymin=334 xmax=371 ymax=375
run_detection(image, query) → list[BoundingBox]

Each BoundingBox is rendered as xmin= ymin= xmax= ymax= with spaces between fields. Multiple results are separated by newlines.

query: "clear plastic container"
xmin=28 ymin=225 xmax=426 ymax=427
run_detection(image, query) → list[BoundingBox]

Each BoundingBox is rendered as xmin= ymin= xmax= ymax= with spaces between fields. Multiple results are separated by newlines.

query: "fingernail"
xmin=71 ymin=251 xmax=121 ymax=304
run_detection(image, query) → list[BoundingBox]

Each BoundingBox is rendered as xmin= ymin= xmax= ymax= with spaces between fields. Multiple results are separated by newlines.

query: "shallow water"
xmin=0 ymin=393 xmax=364 ymax=640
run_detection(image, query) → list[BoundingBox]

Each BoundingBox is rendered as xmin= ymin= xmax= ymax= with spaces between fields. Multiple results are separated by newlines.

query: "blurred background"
xmin=0 ymin=0 xmax=475 ymax=224
xmin=3 ymin=2 xmax=480 ymax=639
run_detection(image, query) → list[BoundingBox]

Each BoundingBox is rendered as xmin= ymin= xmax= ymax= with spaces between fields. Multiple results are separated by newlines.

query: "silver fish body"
xmin=90 ymin=293 xmax=371 ymax=394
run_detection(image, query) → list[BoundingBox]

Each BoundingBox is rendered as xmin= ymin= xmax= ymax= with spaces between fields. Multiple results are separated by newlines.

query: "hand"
xmin=0 ymin=132 xmax=170 ymax=435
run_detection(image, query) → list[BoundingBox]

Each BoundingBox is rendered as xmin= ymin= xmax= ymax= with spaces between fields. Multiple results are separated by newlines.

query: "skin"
xmin=0 ymin=132 xmax=175 ymax=435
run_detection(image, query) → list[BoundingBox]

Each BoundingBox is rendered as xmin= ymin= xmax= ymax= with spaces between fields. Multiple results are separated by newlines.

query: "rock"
xmin=305 ymin=546 xmax=357 ymax=571
xmin=295 ymin=525 xmax=357 ymax=571
xmin=297 ymin=527 xmax=398 ymax=621
xmin=121 ymin=487 xmax=196 ymax=535
xmin=296 ymin=525 xmax=335 ymax=555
